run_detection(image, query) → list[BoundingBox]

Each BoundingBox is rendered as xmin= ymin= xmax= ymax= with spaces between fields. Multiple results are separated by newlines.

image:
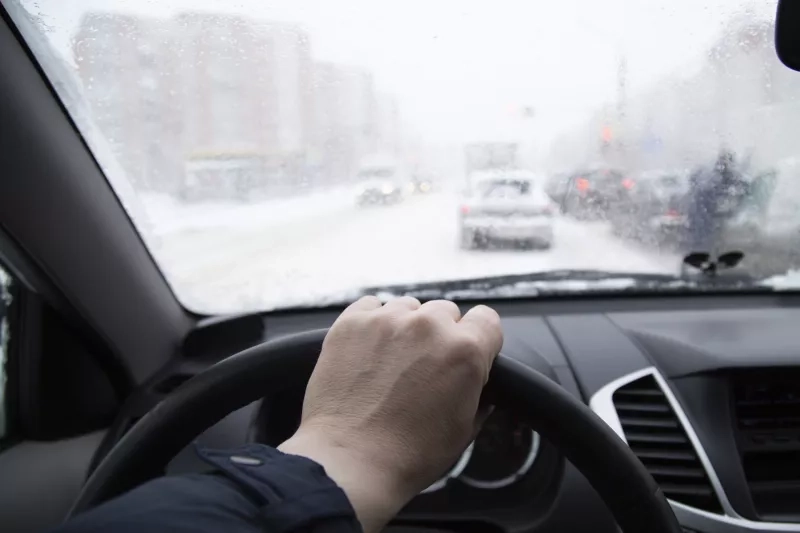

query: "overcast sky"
xmin=19 ymin=0 xmax=776 ymax=143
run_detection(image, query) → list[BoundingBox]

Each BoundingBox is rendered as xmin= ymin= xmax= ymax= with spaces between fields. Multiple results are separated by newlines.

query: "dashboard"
xmin=258 ymin=405 xmax=544 ymax=493
xmin=170 ymin=294 xmax=800 ymax=533
xmin=255 ymin=399 xmax=561 ymax=520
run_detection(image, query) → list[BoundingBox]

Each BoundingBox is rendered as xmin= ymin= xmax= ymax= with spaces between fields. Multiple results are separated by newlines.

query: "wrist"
xmin=278 ymin=424 xmax=411 ymax=533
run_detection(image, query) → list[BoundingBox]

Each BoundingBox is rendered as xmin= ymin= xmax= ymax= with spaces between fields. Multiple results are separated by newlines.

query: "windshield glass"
xmin=479 ymin=180 xmax=533 ymax=199
xmin=7 ymin=0 xmax=799 ymax=313
xmin=358 ymin=169 xmax=396 ymax=180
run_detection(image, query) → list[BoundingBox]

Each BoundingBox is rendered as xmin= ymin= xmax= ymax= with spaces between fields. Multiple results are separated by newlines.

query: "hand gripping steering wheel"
xmin=69 ymin=329 xmax=681 ymax=533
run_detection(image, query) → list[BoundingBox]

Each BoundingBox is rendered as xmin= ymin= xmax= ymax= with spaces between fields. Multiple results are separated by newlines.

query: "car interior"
xmin=2 ymin=1 xmax=800 ymax=533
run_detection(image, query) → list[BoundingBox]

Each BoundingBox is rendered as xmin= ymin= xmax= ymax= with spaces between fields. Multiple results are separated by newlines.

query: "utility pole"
xmin=616 ymin=55 xmax=627 ymax=123
xmin=575 ymin=15 xmax=628 ymax=166
xmin=615 ymin=54 xmax=628 ymax=166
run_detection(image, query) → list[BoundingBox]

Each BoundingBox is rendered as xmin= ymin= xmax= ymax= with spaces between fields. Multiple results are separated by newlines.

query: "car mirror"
xmin=776 ymin=0 xmax=800 ymax=71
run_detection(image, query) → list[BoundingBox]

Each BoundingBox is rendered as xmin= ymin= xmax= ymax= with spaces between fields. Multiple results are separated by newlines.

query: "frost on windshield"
xmin=13 ymin=0 xmax=800 ymax=312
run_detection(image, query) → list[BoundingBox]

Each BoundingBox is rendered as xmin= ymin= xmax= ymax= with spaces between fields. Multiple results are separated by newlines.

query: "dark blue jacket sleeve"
xmin=52 ymin=444 xmax=362 ymax=533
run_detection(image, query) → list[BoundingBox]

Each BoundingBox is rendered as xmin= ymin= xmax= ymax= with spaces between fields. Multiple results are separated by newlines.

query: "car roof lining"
xmin=0 ymin=6 xmax=193 ymax=383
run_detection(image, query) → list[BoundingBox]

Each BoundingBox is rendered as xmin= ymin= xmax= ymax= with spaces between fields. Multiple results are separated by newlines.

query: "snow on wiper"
xmin=359 ymin=269 xmax=760 ymax=302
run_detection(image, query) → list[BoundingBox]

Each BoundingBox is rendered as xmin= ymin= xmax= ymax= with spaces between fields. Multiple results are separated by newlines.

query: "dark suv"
xmin=609 ymin=171 xmax=691 ymax=247
xmin=560 ymin=169 xmax=629 ymax=220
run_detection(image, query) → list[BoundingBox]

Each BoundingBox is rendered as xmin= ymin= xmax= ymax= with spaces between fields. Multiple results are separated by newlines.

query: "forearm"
xmin=279 ymin=425 xmax=412 ymax=533
xmin=52 ymin=444 xmax=363 ymax=533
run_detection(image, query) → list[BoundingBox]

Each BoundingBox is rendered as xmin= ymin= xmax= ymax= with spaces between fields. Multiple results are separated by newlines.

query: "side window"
xmin=0 ymin=267 xmax=13 ymax=439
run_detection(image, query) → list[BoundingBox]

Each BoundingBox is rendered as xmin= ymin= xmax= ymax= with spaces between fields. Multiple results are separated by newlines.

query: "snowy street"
xmin=141 ymin=190 xmax=680 ymax=313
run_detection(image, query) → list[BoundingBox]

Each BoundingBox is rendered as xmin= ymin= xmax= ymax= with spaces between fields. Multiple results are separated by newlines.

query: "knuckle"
xmin=333 ymin=310 xmax=359 ymax=328
xmin=447 ymin=334 xmax=485 ymax=373
xmin=400 ymin=296 xmax=422 ymax=307
xmin=406 ymin=310 xmax=438 ymax=334
xmin=439 ymin=300 xmax=461 ymax=316
xmin=458 ymin=336 xmax=485 ymax=359
xmin=473 ymin=305 xmax=501 ymax=326
xmin=431 ymin=298 xmax=457 ymax=309
xmin=331 ymin=315 xmax=364 ymax=338
xmin=359 ymin=295 xmax=382 ymax=307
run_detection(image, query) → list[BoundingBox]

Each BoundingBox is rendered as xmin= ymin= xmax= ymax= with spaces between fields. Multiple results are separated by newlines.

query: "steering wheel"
xmin=69 ymin=329 xmax=681 ymax=533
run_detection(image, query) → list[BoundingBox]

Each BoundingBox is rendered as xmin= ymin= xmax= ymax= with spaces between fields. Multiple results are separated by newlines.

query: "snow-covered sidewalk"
xmin=138 ymin=186 xmax=358 ymax=236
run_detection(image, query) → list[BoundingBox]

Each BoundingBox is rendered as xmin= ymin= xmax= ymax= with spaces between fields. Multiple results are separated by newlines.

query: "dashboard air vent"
xmin=612 ymin=375 xmax=722 ymax=513
xmin=732 ymin=370 xmax=800 ymax=522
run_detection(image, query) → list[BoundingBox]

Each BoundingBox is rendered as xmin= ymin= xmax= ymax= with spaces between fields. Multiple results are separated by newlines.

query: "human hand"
xmin=278 ymin=296 xmax=503 ymax=533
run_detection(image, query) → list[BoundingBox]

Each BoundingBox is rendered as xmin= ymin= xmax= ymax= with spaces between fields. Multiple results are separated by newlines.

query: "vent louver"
xmin=733 ymin=371 xmax=800 ymax=522
xmin=612 ymin=375 xmax=722 ymax=513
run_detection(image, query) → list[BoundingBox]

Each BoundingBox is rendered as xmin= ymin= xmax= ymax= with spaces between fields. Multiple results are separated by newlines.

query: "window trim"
xmin=0 ymin=226 xmax=133 ymax=407
xmin=0 ymin=272 xmax=19 ymax=447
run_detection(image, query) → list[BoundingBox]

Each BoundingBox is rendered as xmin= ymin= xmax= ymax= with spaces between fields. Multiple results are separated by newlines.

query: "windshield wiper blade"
xmin=359 ymin=268 xmax=761 ymax=301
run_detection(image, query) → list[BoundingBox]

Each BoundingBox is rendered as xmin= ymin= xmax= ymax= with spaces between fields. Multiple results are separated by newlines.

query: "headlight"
xmin=420 ymin=182 xmax=431 ymax=192
xmin=381 ymin=184 xmax=394 ymax=194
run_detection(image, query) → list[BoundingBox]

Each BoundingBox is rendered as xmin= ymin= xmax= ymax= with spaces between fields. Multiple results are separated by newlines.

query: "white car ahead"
xmin=458 ymin=171 xmax=555 ymax=250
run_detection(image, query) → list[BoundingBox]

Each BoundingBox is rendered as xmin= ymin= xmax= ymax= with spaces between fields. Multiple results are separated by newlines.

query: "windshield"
xmin=358 ymin=169 xmax=396 ymax=180
xmin=479 ymin=180 xmax=533 ymax=198
xmin=7 ymin=0 xmax=800 ymax=313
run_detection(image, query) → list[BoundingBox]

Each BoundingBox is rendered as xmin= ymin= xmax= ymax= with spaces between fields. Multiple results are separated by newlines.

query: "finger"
xmin=339 ymin=295 xmax=382 ymax=317
xmin=419 ymin=299 xmax=461 ymax=322
xmin=458 ymin=305 xmax=504 ymax=363
xmin=382 ymin=296 xmax=421 ymax=313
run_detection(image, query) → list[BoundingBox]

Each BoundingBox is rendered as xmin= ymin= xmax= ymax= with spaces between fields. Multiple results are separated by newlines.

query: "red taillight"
xmin=621 ymin=178 xmax=635 ymax=190
xmin=575 ymin=177 xmax=590 ymax=191
xmin=666 ymin=208 xmax=680 ymax=217
xmin=460 ymin=205 xmax=470 ymax=215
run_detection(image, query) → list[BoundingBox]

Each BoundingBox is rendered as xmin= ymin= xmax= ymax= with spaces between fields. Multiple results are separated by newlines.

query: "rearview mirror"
xmin=776 ymin=0 xmax=800 ymax=71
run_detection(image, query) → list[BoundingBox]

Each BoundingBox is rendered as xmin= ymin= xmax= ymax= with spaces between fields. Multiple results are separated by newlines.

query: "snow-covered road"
xmin=141 ymin=191 xmax=679 ymax=313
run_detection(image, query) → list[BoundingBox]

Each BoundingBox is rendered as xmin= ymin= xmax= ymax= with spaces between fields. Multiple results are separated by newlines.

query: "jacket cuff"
xmin=195 ymin=443 xmax=362 ymax=533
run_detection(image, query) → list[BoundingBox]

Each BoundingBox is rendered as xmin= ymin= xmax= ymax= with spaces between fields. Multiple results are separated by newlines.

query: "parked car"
xmin=458 ymin=171 xmax=555 ymax=250
xmin=720 ymin=169 xmax=778 ymax=249
xmin=560 ymin=168 xmax=629 ymax=220
xmin=719 ymin=168 xmax=793 ymax=276
xmin=609 ymin=170 xmax=691 ymax=248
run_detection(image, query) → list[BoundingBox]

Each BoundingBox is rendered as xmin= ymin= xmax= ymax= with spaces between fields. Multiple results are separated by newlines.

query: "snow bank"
xmin=139 ymin=186 xmax=357 ymax=236
xmin=152 ymin=194 xmax=681 ymax=314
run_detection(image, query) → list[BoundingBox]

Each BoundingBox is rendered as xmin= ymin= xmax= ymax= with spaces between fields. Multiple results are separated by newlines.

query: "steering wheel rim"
xmin=69 ymin=329 xmax=681 ymax=533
